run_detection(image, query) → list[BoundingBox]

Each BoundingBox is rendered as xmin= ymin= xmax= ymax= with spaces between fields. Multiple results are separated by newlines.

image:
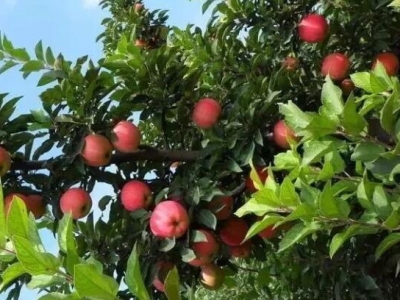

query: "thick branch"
xmin=11 ymin=148 xmax=205 ymax=171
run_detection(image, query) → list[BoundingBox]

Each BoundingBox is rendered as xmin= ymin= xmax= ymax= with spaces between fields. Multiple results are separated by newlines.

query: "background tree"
xmin=0 ymin=0 xmax=400 ymax=299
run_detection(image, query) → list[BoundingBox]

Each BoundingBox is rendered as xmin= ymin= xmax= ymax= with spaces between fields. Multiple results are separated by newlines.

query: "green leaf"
xmin=273 ymin=151 xmax=300 ymax=170
xmin=74 ymin=264 xmax=119 ymax=300
xmin=125 ymin=244 xmax=150 ymax=300
xmin=37 ymin=70 xmax=65 ymax=86
xmin=195 ymin=209 xmax=217 ymax=230
xmin=244 ymin=214 xmax=284 ymax=241
xmin=45 ymin=47 xmax=55 ymax=65
xmin=58 ymin=213 xmax=80 ymax=274
xmin=279 ymin=101 xmax=312 ymax=131
xmin=0 ymin=182 xmax=6 ymax=248
xmin=375 ymin=233 xmax=400 ymax=260
xmin=380 ymin=90 xmax=397 ymax=134
xmin=372 ymin=186 xmax=392 ymax=220
xmin=279 ymin=178 xmax=301 ymax=208
xmin=20 ymin=60 xmax=45 ymax=72
xmin=13 ymin=235 xmax=60 ymax=275
xmin=278 ymin=222 xmax=320 ymax=252
xmin=301 ymin=140 xmax=334 ymax=166
xmin=0 ymin=262 xmax=26 ymax=291
xmin=321 ymin=77 xmax=344 ymax=115
xmin=370 ymin=72 xmax=390 ymax=93
xmin=38 ymin=292 xmax=80 ymax=300
xmin=0 ymin=60 xmax=18 ymax=75
xmin=318 ymin=181 xmax=342 ymax=218
xmin=27 ymin=274 xmax=65 ymax=289
xmin=277 ymin=204 xmax=317 ymax=225
xmin=8 ymin=48 xmax=30 ymax=61
xmin=342 ymin=96 xmax=367 ymax=135
xmin=235 ymin=197 xmax=279 ymax=217
xmin=351 ymin=142 xmax=385 ymax=162
xmin=35 ymin=40 xmax=44 ymax=61
xmin=350 ymin=72 xmax=372 ymax=93
xmin=164 ymin=267 xmax=181 ymax=300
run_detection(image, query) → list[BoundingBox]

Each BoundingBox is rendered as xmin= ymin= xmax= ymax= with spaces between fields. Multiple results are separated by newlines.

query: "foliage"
xmin=0 ymin=0 xmax=400 ymax=299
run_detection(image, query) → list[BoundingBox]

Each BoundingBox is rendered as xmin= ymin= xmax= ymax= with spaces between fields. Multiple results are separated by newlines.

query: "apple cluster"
xmin=297 ymin=14 xmax=399 ymax=91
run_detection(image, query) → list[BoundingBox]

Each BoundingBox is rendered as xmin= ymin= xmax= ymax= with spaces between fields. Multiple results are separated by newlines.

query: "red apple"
xmin=229 ymin=241 xmax=252 ymax=258
xmin=219 ymin=217 xmax=248 ymax=246
xmin=81 ymin=134 xmax=113 ymax=167
xmin=258 ymin=225 xmax=277 ymax=239
xmin=120 ymin=180 xmax=152 ymax=212
xmin=321 ymin=53 xmax=350 ymax=81
xmin=25 ymin=194 xmax=46 ymax=219
xmin=188 ymin=230 xmax=219 ymax=267
xmin=0 ymin=147 xmax=11 ymax=177
xmin=372 ymin=52 xmax=399 ymax=76
xmin=192 ymin=98 xmax=222 ymax=129
xmin=340 ymin=79 xmax=355 ymax=95
xmin=245 ymin=167 xmax=268 ymax=193
xmin=150 ymin=201 xmax=190 ymax=238
xmin=206 ymin=196 xmax=233 ymax=220
xmin=273 ymin=120 xmax=298 ymax=149
xmin=282 ymin=56 xmax=298 ymax=71
xmin=200 ymin=264 xmax=225 ymax=290
xmin=60 ymin=188 xmax=92 ymax=219
xmin=4 ymin=193 xmax=46 ymax=219
xmin=153 ymin=261 xmax=174 ymax=292
xmin=111 ymin=121 xmax=141 ymax=153
xmin=298 ymin=14 xmax=328 ymax=43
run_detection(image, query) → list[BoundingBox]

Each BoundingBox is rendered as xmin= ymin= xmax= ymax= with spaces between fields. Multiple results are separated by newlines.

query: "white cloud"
xmin=82 ymin=0 xmax=100 ymax=10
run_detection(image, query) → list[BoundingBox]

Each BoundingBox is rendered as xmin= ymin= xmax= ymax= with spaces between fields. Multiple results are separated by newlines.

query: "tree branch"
xmin=11 ymin=148 xmax=205 ymax=171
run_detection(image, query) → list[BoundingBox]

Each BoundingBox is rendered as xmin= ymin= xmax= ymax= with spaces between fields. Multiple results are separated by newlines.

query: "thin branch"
xmin=11 ymin=148 xmax=206 ymax=171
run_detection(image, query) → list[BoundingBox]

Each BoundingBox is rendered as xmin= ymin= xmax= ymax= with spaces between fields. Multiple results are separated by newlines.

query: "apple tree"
xmin=1 ymin=0 xmax=400 ymax=299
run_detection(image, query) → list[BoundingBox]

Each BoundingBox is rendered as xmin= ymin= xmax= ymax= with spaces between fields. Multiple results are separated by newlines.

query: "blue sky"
xmin=0 ymin=0 xmax=210 ymax=299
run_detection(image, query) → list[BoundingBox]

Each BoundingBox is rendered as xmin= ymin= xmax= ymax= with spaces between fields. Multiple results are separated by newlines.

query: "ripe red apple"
xmin=4 ymin=193 xmax=46 ymax=219
xmin=229 ymin=240 xmax=252 ymax=258
xmin=245 ymin=167 xmax=268 ymax=193
xmin=258 ymin=225 xmax=277 ymax=239
xmin=282 ymin=56 xmax=298 ymax=71
xmin=0 ymin=147 xmax=11 ymax=177
xmin=192 ymin=98 xmax=222 ymax=129
xmin=219 ymin=217 xmax=248 ymax=246
xmin=81 ymin=134 xmax=113 ymax=167
xmin=150 ymin=201 xmax=190 ymax=238
xmin=206 ymin=196 xmax=233 ymax=220
xmin=188 ymin=230 xmax=219 ymax=267
xmin=273 ymin=120 xmax=298 ymax=149
xmin=372 ymin=52 xmax=400 ymax=76
xmin=120 ymin=180 xmax=152 ymax=212
xmin=340 ymin=79 xmax=355 ymax=95
xmin=321 ymin=53 xmax=350 ymax=81
xmin=111 ymin=121 xmax=141 ymax=153
xmin=60 ymin=188 xmax=92 ymax=219
xmin=152 ymin=261 xmax=174 ymax=292
xmin=298 ymin=14 xmax=328 ymax=43
xmin=200 ymin=264 xmax=225 ymax=290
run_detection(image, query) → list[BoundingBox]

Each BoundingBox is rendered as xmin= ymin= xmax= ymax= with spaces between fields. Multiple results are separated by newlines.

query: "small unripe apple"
xmin=282 ymin=56 xmax=298 ymax=71
xmin=258 ymin=225 xmax=277 ymax=239
xmin=112 ymin=121 xmax=141 ymax=153
xmin=298 ymin=14 xmax=328 ymax=43
xmin=60 ymin=188 xmax=92 ymax=219
xmin=120 ymin=180 xmax=152 ymax=212
xmin=0 ymin=147 xmax=11 ymax=177
xmin=219 ymin=217 xmax=248 ymax=246
xmin=372 ymin=52 xmax=400 ymax=76
xmin=4 ymin=193 xmax=45 ymax=219
xmin=206 ymin=196 xmax=233 ymax=220
xmin=153 ymin=261 xmax=174 ymax=292
xmin=321 ymin=53 xmax=350 ymax=81
xmin=200 ymin=264 xmax=225 ymax=290
xmin=81 ymin=134 xmax=113 ymax=167
xmin=188 ymin=230 xmax=220 ymax=267
xmin=134 ymin=3 xmax=144 ymax=13
xmin=245 ymin=167 xmax=268 ymax=193
xmin=192 ymin=98 xmax=222 ymax=129
xmin=340 ymin=79 xmax=355 ymax=95
xmin=229 ymin=240 xmax=252 ymax=258
xmin=150 ymin=201 xmax=190 ymax=238
xmin=135 ymin=39 xmax=147 ymax=48
xmin=273 ymin=120 xmax=298 ymax=149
